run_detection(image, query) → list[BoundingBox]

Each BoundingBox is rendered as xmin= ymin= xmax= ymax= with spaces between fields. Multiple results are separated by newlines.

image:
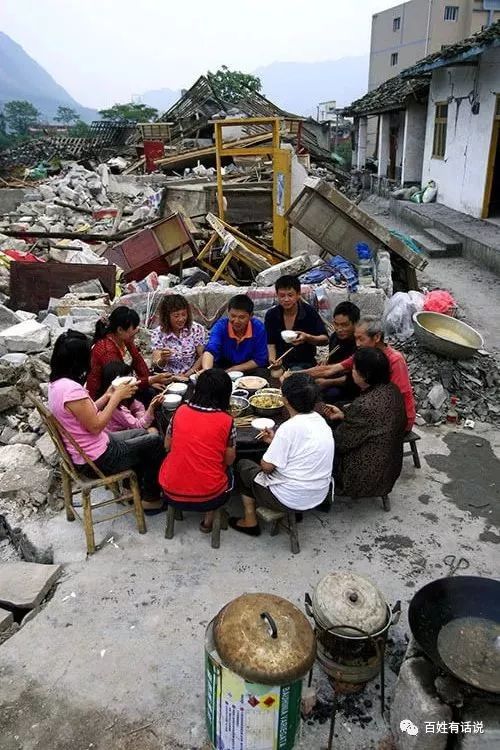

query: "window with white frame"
xmin=390 ymin=52 xmax=399 ymax=66
xmin=393 ymin=16 xmax=401 ymax=31
xmin=444 ymin=6 xmax=459 ymax=20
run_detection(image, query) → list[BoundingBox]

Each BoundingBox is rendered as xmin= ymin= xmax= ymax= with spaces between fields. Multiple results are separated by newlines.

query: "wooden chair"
xmin=256 ymin=507 xmax=300 ymax=554
xmin=164 ymin=504 xmax=228 ymax=549
xmin=29 ymin=395 xmax=146 ymax=555
xmin=404 ymin=430 xmax=421 ymax=468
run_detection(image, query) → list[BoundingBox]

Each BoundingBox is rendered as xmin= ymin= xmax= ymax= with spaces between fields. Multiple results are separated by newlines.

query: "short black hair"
xmin=94 ymin=306 xmax=140 ymax=343
xmin=50 ymin=330 xmax=91 ymax=385
xmin=227 ymin=294 xmax=254 ymax=315
xmin=333 ymin=301 xmax=360 ymax=324
xmin=192 ymin=369 xmax=232 ymax=411
xmin=275 ymin=275 xmax=301 ymax=294
xmin=98 ymin=361 xmax=133 ymax=400
xmin=353 ymin=347 xmax=390 ymax=386
xmin=281 ymin=372 xmax=320 ymax=413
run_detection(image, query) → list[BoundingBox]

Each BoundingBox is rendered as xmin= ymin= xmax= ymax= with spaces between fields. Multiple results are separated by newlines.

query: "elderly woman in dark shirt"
xmin=324 ymin=347 xmax=406 ymax=498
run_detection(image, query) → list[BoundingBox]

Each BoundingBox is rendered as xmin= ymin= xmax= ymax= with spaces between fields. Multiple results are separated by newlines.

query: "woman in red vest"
xmin=159 ymin=369 xmax=236 ymax=532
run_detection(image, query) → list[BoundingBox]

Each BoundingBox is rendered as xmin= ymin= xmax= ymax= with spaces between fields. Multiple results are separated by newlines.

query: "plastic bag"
xmin=423 ymin=290 xmax=456 ymax=315
xmin=383 ymin=291 xmax=424 ymax=340
xmin=422 ymin=180 xmax=437 ymax=203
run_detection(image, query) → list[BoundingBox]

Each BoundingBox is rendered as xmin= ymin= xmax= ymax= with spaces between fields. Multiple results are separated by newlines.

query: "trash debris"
xmin=62 ymin=592 xmax=76 ymax=602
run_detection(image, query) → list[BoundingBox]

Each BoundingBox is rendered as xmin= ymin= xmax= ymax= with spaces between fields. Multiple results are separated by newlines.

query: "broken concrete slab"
xmin=0 ymin=319 xmax=50 ymax=353
xmin=0 ymin=562 xmax=62 ymax=609
xmin=0 ymin=386 xmax=21 ymax=413
xmin=391 ymin=657 xmax=452 ymax=749
xmin=0 ymin=443 xmax=40 ymax=471
xmin=0 ymin=304 xmax=21 ymax=331
xmin=0 ymin=606 xmax=14 ymax=632
xmin=36 ymin=432 xmax=58 ymax=467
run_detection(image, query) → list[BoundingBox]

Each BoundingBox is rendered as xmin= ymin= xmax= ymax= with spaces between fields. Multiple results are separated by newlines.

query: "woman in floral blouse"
xmin=151 ymin=294 xmax=206 ymax=377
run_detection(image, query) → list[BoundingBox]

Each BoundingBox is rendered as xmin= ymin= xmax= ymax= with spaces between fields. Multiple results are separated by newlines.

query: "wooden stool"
xmin=381 ymin=495 xmax=391 ymax=512
xmin=256 ymin=507 xmax=300 ymax=554
xmin=404 ymin=430 xmax=421 ymax=468
xmin=164 ymin=504 xmax=228 ymax=549
xmin=29 ymin=396 xmax=146 ymax=556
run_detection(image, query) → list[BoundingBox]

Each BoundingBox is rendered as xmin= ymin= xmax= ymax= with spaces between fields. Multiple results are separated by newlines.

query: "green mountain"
xmin=0 ymin=32 xmax=97 ymax=122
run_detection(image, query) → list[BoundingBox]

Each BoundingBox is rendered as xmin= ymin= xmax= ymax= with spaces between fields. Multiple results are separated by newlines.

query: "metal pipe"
xmin=425 ymin=0 xmax=433 ymax=56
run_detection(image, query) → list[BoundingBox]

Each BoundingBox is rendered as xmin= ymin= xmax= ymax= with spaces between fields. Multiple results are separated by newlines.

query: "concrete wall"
xmin=420 ymin=47 xmax=500 ymax=217
xmin=402 ymin=100 xmax=428 ymax=183
xmin=369 ymin=0 xmax=499 ymax=91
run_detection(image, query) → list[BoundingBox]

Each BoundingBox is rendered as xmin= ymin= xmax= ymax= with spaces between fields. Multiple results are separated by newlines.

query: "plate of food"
xmin=235 ymin=376 xmax=268 ymax=393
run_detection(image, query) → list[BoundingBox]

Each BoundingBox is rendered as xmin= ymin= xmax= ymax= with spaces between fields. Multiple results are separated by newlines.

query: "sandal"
xmin=199 ymin=521 xmax=212 ymax=534
xmin=143 ymin=500 xmax=169 ymax=516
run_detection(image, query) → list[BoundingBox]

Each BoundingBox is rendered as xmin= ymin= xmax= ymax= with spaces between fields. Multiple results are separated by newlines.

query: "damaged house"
xmin=347 ymin=20 xmax=500 ymax=219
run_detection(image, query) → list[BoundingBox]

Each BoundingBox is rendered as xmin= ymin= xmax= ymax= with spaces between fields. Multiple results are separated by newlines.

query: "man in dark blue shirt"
xmin=265 ymin=275 xmax=328 ymax=370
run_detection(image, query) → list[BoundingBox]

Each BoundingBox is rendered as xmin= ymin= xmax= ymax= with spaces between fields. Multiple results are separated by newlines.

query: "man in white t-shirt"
xmin=230 ymin=373 xmax=335 ymax=536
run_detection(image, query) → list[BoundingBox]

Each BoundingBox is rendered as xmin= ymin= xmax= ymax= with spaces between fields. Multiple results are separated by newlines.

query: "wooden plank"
xmin=286 ymin=178 xmax=428 ymax=272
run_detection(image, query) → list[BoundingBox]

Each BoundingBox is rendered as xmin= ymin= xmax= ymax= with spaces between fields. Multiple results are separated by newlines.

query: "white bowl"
xmin=112 ymin=376 xmax=138 ymax=388
xmin=281 ymin=330 xmax=298 ymax=344
xmin=189 ymin=373 xmax=198 ymax=384
xmin=167 ymin=382 xmax=188 ymax=395
xmin=228 ymin=370 xmax=244 ymax=382
xmin=163 ymin=394 xmax=182 ymax=410
xmin=251 ymin=417 xmax=275 ymax=431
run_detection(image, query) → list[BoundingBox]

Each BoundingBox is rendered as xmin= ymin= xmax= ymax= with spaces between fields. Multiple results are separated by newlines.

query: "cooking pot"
xmin=306 ymin=572 xmax=400 ymax=686
xmin=408 ymin=576 xmax=500 ymax=694
xmin=206 ymin=593 xmax=316 ymax=750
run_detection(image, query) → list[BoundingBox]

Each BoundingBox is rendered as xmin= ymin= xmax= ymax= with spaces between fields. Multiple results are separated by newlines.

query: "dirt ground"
xmin=0 ymin=420 xmax=499 ymax=750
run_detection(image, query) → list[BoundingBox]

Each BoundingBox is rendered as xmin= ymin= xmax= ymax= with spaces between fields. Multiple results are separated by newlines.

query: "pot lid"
xmin=213 ymin=593 xmax=316 ymax=685
xmin=312 ymin=572 xmax=387 ymax=635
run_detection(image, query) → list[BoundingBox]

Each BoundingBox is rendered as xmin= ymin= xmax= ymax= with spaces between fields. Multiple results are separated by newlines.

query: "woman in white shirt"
xmin=231 ymin=373 xmax=334 ymax=536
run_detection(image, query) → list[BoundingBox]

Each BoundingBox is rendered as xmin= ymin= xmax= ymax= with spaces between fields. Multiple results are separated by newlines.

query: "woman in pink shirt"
xmin=48 ymin=331 xmax=166 ymax=514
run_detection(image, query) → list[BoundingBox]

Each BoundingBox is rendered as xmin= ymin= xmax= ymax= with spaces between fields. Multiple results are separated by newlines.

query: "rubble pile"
xmin=397 ymin=337 xmax=500 ymax=426
xmin=0 ymin=162 xmax=163 ymax=260
xmin=0 ymin=292 xmax=115 ymax=518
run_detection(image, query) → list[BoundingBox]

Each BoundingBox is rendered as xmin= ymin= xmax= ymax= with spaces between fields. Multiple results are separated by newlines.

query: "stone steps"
xmin=423 ymin=227 xmax=463 ymax=257
xmin=411 ymin=227 xmax=463 ymax=259
xmin=411 ymin=234 xmax=450 ymax=259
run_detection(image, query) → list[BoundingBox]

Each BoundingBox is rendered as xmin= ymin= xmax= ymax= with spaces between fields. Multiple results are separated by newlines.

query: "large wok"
xmin=408 ymin=576 xmax=500 ymax=694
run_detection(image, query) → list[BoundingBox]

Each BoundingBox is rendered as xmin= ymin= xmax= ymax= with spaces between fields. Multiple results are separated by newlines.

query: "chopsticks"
xmin=322 ymin=344 xmax=340 ymax=365
xmin=268 ymin=347 xmax=295 ymax=370
xmin=255 ymin=430 xmax=266 ymax=440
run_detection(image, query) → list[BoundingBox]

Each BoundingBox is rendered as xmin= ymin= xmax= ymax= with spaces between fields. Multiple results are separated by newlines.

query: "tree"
xmin=4 ymin=100 xmax=40 ymax=136
xmin=54 ymin=106 xmax=81 ymax=125
xmin=70 ymin=121 xmax=91 ymax=138
xmin=98 ymin=102 xmax=158 ymax=123
xmin=207 ymin=66 xmax=262 ymax=104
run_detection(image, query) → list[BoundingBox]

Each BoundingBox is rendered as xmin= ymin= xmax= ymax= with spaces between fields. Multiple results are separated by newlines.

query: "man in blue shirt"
xmin=201 ymin=294 xmax=268 ymax=372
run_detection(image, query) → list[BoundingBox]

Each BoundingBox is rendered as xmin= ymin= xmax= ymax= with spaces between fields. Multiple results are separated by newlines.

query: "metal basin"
xmin=413 ymin=311 xmax=483 ymax=359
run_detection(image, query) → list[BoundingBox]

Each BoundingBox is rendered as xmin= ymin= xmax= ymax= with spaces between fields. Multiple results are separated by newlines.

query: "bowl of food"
xmin=189 ymin=373 xmax=198 ymax=385
xmin=167 ymin=382 xmax=188 ymax=395
xmin=163 ymin=394 xmax=182 ymax=410
xmin=228 ymin=370 xmax=244 ymax=382
xmin=281 ymin=330 xmax=298 ymax=344
xmin=235 ymin=376 xmax=269 ymax=394
xmin=251 ymin=417 xmax=275 ymax=432
xmin=413 ymin=312 xmax=484 ymax=359
xmin=229 ymin=395 xmax=249 ymax=418
xmin=112 ymin=375 xmax=138 ymax=388
xmin=249 ymin=391 xmax=284 ymax=417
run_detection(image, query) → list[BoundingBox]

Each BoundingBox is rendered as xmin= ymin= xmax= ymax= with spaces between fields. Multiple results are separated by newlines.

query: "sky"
xmin=1 ymin=0 xmax=396 ymax=108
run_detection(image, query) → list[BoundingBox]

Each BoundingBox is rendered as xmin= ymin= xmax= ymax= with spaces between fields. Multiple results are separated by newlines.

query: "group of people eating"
xmin=47 ymin=274 xmax=416 ymax=536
